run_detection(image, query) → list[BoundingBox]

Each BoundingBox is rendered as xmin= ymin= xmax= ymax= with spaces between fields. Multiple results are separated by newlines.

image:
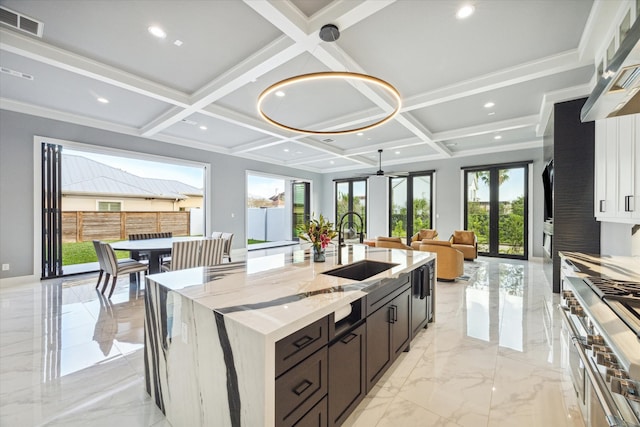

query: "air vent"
xmin=0 ymin=6 xmax=44 ymax=37
xmin=0 ymin=66 xmax=34 ymax=80
xmin=322 ymin=138 xmax=334 ymax=143
xmin=181 ymin=119 xmax=197 ymax=125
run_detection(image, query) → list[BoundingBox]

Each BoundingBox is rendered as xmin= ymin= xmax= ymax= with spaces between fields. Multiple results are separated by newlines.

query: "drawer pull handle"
xmin=293 ymin=379 xmax=313 ymax=396
xmin=293 ymin=335 xmax=314 ymax=348
xmin=341 ymin=333 xmax=357 ymax=344
xmin=600 ymin=200 xmax=606 ymax=213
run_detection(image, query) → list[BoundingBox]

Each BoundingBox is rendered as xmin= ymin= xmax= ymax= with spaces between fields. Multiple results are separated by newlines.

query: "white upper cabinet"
xmin=594 ymin=113 xmax=640 ymax=223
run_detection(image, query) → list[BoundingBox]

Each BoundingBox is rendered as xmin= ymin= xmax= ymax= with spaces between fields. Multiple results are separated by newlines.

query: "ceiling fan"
xmin=361 ymin=149 xmax=409 ymax=178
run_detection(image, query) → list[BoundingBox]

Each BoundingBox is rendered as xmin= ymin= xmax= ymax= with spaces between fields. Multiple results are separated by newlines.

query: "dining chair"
xmin=211 ymin=231 xmax=223 ymax=239
xmin=128 ymin=232 xmax=173 ymax=263
xmin=92 ymin=240 xmax=108 ymax=289
xmin=221 ymin=232 xmax=234 ymax=262
xmin=100 ymin=242 xmax=149 ymax=298
xmin=161 ymin=240 xmax=202 ymax=272
xmin=199 ymin=238 xmax=224 ymax=266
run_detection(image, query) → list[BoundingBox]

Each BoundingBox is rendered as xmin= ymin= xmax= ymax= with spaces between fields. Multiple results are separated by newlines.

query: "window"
xmin=389 ymin=173 xmax=433 ymax=243
xmin=335 ymin=179 xmax=367 ymax=236
xmin=97 ymin=201 xmax=122 ymax=211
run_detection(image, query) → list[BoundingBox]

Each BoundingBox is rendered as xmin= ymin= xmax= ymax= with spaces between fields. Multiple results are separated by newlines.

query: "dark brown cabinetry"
xmin=410 ymin=260 xmax=434 ymax=339
xmin=328 ymin=322 xmax=366 ymax=426
xmin=365 ymin=275 xmax=411 ymax=392
xmin=275 ymin=265 xmax=426 ymax=426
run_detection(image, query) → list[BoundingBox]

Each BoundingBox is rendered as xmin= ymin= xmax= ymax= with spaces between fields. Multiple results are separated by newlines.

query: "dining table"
xmin=110 ymin=236 xmax=203 ymax=278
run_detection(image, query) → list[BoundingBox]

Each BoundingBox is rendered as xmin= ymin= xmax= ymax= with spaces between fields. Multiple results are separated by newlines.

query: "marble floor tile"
xmin=0 ymin=257 xmax=584 ymax=427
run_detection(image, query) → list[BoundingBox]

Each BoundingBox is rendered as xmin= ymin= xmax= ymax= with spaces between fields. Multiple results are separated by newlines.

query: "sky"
xmin=247 ymin=174 xmax=285 ymax=199
xmin=65 ymin=149 xmax=204 ymax=188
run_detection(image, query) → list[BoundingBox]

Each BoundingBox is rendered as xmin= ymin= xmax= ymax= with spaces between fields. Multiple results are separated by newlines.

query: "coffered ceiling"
xmin=0 ymin=0 xmax=624 ymax=174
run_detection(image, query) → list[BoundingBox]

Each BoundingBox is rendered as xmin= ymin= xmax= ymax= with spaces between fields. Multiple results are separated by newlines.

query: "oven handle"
xmin=558 ymin=306 xmax=623 ymax=426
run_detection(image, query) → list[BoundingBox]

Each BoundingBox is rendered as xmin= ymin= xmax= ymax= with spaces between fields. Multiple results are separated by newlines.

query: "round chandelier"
xmin=256 ymin=25 xmax=402 ymax=135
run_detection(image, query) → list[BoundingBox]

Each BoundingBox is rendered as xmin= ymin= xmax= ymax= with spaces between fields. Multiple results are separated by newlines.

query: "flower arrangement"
xmin=298 ymin=213 xmax=337 ymax=252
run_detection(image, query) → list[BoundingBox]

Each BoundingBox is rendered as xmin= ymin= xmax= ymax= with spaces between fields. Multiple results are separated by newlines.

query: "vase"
xmin=313 ymin=246 xmax=326 ymax=262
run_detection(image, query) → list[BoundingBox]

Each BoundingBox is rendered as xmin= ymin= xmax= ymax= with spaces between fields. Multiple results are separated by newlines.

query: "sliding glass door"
xmin=464 ymin=163 xmax=528 ymax=259
xmin=390 ymin=173 xmax=433 ymax=243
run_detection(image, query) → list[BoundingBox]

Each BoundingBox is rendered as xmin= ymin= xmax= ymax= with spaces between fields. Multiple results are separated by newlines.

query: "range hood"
xmin=581 ymin=16 xmax=640 ymax=122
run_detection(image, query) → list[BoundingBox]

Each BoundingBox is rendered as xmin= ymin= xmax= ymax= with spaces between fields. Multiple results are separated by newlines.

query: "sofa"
xmin=449 ymin=230 xmax=478 ymax=260
xmin=374 ymin=236 xmax=412 ymax=250
xmin=418 ymin=240 xmax=464 ymax=281
xmin=410 ymin=229 xmax=438 ymax=250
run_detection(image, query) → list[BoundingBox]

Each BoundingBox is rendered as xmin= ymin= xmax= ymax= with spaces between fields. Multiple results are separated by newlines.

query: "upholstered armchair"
xmin=410 ymin=229 xmax=438 ymax=250
xmin=374 ymin=236 xmax=412 ymax=250
xmin=418 ymin=240 xmax=464 ymax=281
xmin=449 ymin=230 xmax=478 ymax=260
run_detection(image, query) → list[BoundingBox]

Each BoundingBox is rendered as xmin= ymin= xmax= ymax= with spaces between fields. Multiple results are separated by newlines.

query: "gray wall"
xmin=320 ymin=148 xmax=545 ymax=258
xmin=0 ymin=109 xmax=323 ymax=279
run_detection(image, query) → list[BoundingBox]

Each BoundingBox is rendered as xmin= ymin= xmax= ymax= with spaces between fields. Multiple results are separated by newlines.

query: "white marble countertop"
xmin=558 ymin=251 xmax=640 ymax=281
xmin=147 ymin=245 xmax=435 ymax=341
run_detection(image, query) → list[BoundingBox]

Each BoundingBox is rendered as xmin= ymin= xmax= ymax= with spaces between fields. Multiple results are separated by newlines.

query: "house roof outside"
xmin=62 ymin=154 xmax=202 ymax=200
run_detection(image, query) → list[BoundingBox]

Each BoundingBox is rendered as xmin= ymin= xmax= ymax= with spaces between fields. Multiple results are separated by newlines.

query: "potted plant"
xmin=298 ymin=214 xmax=337 ymax=262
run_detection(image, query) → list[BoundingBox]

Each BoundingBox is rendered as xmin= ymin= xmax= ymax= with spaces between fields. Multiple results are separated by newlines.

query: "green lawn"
xmin=248 ymin=239 xmax=268 ymax=244
xmin=62 ymin=241 xmax=129 ymax=266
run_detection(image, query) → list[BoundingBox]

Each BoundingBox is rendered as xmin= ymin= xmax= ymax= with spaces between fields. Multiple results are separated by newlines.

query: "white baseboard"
xmin=0 ymin=274 xmax=39 ymax=287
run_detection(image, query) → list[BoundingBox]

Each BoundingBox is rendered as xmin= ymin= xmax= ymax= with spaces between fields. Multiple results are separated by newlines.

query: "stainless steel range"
xmin=560 ymin=275 xmax=640 ymax=427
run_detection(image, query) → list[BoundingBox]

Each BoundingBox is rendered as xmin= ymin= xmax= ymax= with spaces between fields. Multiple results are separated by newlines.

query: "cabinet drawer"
xmin=365 ymin=274 xmax=410 ymax=316
xmin=275 ymin=347 xmax=328 ymax=426
xmin=289 ymin=396 xmax=327 ymax=427
xmin=276 ymin=316 xmax=329 ymax=377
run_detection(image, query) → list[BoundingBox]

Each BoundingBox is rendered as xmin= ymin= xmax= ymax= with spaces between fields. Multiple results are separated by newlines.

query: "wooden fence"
xmin=62 ymin=211 xmax=190 ymax=242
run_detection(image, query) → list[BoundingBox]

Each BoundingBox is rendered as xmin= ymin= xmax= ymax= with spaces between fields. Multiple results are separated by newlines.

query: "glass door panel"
xmin=467 ymin=170 xmax=491 ymax=253
xmin=353 ymin=180 xmax=367 ymax=235
xmin=292 ymin=181 xmax=310 ymax=240
xmin=498 ymin=168 xmax=525 ymax=256
xmin=336 ymin=182 xmax=349 ymax=225
xmin=390 ymin=177 xmax=407 ymax=239
xmin=412 ymin=175 xmax=432 ymax=231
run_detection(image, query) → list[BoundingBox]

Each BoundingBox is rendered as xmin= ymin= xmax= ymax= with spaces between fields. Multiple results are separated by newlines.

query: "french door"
xmin=389 ymin=173 xmax=434 ymax=243
xmin=335 ymin=179 xmax=367 ymax=236
xmin=464 ymin=163 xmax=529 ymax=259
xmin=291 ymin=181 xmax=310 ymax=240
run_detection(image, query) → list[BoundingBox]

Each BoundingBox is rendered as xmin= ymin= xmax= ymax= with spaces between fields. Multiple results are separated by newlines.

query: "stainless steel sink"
xmin=322 ymin=260 xmax=398 ymax=281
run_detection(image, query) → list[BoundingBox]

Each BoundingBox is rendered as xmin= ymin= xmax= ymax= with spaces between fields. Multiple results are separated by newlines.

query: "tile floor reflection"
xmin=0 ymin=257 xmax=583 ymax=426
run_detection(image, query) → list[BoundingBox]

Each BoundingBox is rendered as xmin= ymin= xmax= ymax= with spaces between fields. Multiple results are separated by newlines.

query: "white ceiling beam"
xmin=403 ymin=50 xmax=590 ymax=112
xmin=141 ymin=38 xmax=306 ymax=136
xmin=432 ymin=115 xmax=539 ymax=142
xmin=0 ymin=29 xmax=190 ymax=107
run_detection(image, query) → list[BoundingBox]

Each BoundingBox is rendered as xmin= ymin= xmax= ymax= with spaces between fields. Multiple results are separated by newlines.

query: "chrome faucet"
xmin=337 ymin=211 xmax=364 ymax=265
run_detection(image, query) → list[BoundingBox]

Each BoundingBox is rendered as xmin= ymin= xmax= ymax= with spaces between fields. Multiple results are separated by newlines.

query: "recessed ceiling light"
xmin=283 ymin=148 xmax=289 ymax=152
xmin=494 ymin=135 xmax=502 ymax=140
xmin=446 ymin=142 xmax=457 ymax=147
xmin=484 ymin=102 xmax=495 ymax=108
xmin=148 ymin=26 xmax=167 ymax=39
xmin=199 ymin=125 xmax=207 ymax=130
xmin=330 ymin=160 xmax=335 ymax=164
xmin=173 ymin=39 xmax=183 ymax=47
xmin=395 ymin=151 xmax=400 ymax=154
xmin=357 ymin=132 xmax=364 ymax=136
xmin=488 ymin=111 xmax=496 ymax=116
xmin=97 ymin=97 xmax=109 ymax=104
xmin=275 ymin=91 xmax=285 ymax=97
xmin=456 ymin=4 xmax=475 ymax=19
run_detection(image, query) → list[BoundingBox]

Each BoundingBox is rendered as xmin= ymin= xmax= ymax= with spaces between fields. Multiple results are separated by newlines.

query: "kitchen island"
xmin=144 ymin=245 xmax=436 ymax=427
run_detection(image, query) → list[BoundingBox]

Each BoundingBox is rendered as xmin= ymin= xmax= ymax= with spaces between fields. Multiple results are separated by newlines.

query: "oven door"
xmin=561 ymin=315 xmax=585 ymax=406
